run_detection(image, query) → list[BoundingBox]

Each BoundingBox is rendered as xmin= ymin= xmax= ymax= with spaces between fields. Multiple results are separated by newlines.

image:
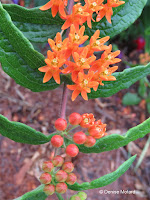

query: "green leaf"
xmin=0 ymin=114 xmax=55 ymax=145
xmin=68 ymin=155 xmax=136 ymax=191
xmin=147 ymin=102 xmax=150 ymax=114
xmin=86 ymin=0 xmax=147 ymax=38
xmin=77 ymin=117 xmax=150 ymax=153
xmin=3 ymin=4 xmax=63 ymax=43
xmin=0 ymin=3 xmax=61 ymax=92
xmin=88 ymin=63 xmax=150 ymax=99
xmin=14 ymin=185 xmax=47 ymax=200
xmin=138 ymin=78 xmax=147 ymax=98
xmin=122 ymin=92 xmax=141 ymax=105
xmin=3 ymin=0 xmax=147 ymax=43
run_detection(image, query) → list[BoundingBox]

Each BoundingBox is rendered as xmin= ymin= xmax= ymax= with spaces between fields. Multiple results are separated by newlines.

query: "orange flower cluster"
xmin=40 ymin=0 xmax=125 ymax=29
xmin=39 ymin=25 xmax=121 ymax=101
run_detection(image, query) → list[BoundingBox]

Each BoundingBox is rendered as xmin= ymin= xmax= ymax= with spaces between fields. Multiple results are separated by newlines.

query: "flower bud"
xmin=66 ymin=144 xmax=79 ymax=157
xmin=55 ymin=118 xmax=67 ymax=131
xmin=84 ymin=136 xmax=96 ymax=147
xmin=42 ymin=161 xmax=54 ymax=172
xmin=62 ymin=162 xmax=74 ymax=173
xmin=69 ymin=113 xmax=82 ymax=125
xmin=52 ymin=155 xmax=64 ymax=167
xmin=55 ymin=170 xmax=68 ymax=182
xmin=51 ymin=135 xmax=64 ymax=148
xmin=73 ymin=131 xmax=87 ymax=144
xmin=89 ymin=127 xmax=104 ymax=139
xmin=78 ymin=192 xmax=87 ymax=199
xmin=56 ymin=182 xmax=68 ymax=194
xmin=43 ymin=184 xmax=55 ymax=195
xmin=66 ymin=173 xmax=77 ymax=185
xmin=80 ymin=113 xmax=95 ymax=128
xmin=39 ymin=173 xmax=52 ymax=184
xmin=70 ymin=195 xmax=81 ymax=200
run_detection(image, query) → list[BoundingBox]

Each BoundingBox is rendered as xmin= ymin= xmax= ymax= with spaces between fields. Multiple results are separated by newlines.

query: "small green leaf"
xmin=138 ymin=78 xmax=147 ymax=98
xmin=88 ymin=63 xmax=150 ymax=99
xmin=122 ymin=93 xmax=141 ymax=106
xmin=0 ymin=3 xmax=62 ymax=92
xmin=77 ymin=117 xmax=150 ymax=153
xmin=14 ymin=185 xmax=47 ymax=200
xmin=147 ymin=102 xmax=150 ymax=114
xmin=68 ymin=155 xmax=136 ymax=190
xmin=0 ymin=114 xmax=55 ymax=145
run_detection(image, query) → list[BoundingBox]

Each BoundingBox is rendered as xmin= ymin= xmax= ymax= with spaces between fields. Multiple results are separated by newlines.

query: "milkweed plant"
xmin=0 ymin=0 xmax=150 ymax=199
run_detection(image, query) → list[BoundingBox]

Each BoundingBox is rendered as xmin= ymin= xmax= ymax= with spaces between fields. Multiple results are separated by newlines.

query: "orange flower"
xmin=63 ymin=47 xmax=96 ymax=81
xmin=61 ymin=3 xmax=89 ymax=30
xmin=87 ymin=30 xmax=110 ymax=56
xmin=83 ymin=0 xmax=104 ymax=28
xmin=40 ymin=0 xmax=66 ymax=18
xmin=100 ymin=44 xmax=121 ymax=65
xmin=80 ymin=113 xmax=95 ymax=128
xmin=68 ymin=25 xmax=89 ymax=54
xmin=92 ymin=65 xmax=118 ymax=90
xmin=107 ymin=0 xmax=125 ymax=7
xmin=38 ymin=51 xmax=66 ymax=84
xmin=48 ymin=32 xmax=69 ymax=57
xmin=67 ymin=71 xmax=99 ymax=101
xmin=96 ymin=0 xmax=125 ymax=23
xmin=90 ymin=44 xmax=121 ymax=72
xmin=88 ymin=120 xmax=107 ymax=139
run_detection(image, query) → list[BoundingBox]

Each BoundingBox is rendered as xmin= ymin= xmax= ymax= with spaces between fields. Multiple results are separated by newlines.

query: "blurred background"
xmin=0 ymin=0 xmax=150 ymax=199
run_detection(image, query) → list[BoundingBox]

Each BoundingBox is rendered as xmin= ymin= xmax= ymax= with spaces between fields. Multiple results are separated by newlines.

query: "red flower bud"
xmin=55 ymin=118 xmax=67 ymax=131
xmin=73 ymin=131 xmax=87 ymax=144
xmin=78 ymin=192 xmax=87 ymax=199
xmin=56 ymin=182 xmax=68 ymax=194
xmin=69 ymin=113 xmax=82 ymax=125
xmin=52 ymin=155 xmax=64 ymax=167
xmin=39 ymin=172 xmax=52 ymax=184
xmin=55 ymin=170 xmax=68 ymax=182
xmin=43 ymin=184 xmax=55 ymax=195
xmin=42 ymin=161 xmax=54 ymax=173
xmin=66 ymin=173 xmax=77 ymax=185
xmin=51 ymin=135 xmax=64 ymax=148
xmin=84 ymin=136 xmax=96 ymax=147
xmin=66 ymin=144 xmax=79 ymax=157
xmin=62 ymin=162 xmax=74 ymax=173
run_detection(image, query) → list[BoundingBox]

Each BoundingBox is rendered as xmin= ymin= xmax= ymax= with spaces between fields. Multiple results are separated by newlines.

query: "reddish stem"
xmin=60 ymin=0 xmax=74 ymax=119
xmin=60 ymin=83 xmax=68 ymax=119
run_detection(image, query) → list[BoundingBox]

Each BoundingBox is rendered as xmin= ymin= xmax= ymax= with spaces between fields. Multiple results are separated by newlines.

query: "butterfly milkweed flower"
xmin=38 ymin=51 xmax=66 ymax=84
xmin=40 ymin=0 xmax=67 ymax=17
xmin=61 ymin=3 xmax=89 ymax=30
xmin=96 ymin=0 xmax=125 ymax=23
xmin=63 ymin=47 xmax=96 ymax=81
xmin=67 ymin=71 xmax=99 ymax=101
xmin=82 ymin=0 xmax=104 ymax=28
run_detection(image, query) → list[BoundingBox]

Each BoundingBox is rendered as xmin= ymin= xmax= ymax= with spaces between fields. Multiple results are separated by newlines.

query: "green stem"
xmin=56 ymin=192 xmax=65 ymax=200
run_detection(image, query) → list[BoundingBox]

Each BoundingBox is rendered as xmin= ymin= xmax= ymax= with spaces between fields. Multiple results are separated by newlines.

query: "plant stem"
xmin=68 ymin=0 xmax=74 ymax=15
xmin=56 ymin=192 xmax=65 ymax=200
xmin=60 ymin=83 xmax=68 ymax=119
